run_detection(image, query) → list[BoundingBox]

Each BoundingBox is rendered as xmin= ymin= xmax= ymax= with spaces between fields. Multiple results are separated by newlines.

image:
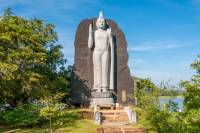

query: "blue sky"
xmin=1 ymin=0 xmax=200 ymax=85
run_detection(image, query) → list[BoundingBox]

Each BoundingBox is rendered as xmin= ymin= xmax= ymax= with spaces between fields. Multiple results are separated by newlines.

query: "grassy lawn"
xmin=0 ymin=108 xmax=99 ymax=133
xmin=1 ymin=107 xmax=154 ymax=133
xmin=1 ymin=119 xmax=99 ymax=133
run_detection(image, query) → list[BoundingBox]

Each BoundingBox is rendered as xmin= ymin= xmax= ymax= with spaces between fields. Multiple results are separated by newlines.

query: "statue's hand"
xmin=107 ymin=28 xmax=112 ymax=35
xmin=89 ymin=24 xmax=92 ymax=33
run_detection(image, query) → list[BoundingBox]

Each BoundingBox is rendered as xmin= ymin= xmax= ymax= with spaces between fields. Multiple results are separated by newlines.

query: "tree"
xmin=148 ymin=55 xmax=200 ymax=133
xmin=135 ymin=78 xmax=185 ymax=133
xmin=135 ymin=78 xmax=159 ymax=109
xmin=134 ymin=55 xmax=200 ymax=132
xmin=0 ymin=9 xmax=70 ymax=106
xmin=181 ymin=55 xmax=200 ymax=132
xmin=39 ymin=93 xmax=66 ymax=133
xmin=182 ymin=55 xmax=200 ymax=110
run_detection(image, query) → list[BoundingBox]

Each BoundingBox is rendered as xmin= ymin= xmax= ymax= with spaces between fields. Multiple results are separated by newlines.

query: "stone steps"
xmin=102 ymin=119 xmax=129 ymax=123
xmin=102 ymin=116 xmax=128 ymax=120
xmin=100 ymin=109 xmax=129 ymax=126
xmin=96 ymin=108 xmax=141 ymax=133
xmin=102 ymin=113 xmax=127 ymax=116
xmin=101 ymin=113 xmax=127 ymax=116
xmin=99 ymin=110 xmax=125 ymax=113
xmin=96 ymin=126 xmax=147 ymax=133
xmin=101 ymin=121 xmax=129 ymax=126
xmin=102 ymin=116 xmax=129 ymax=122
xmin=101 ymin=112 xmax=127 ymax=115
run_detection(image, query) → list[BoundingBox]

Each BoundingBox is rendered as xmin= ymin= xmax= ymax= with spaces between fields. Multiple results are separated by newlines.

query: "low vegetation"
xmin=134 ymin=55 xmax=200 ymax=133
xmin=1 ymin=115 xmax=97 ymax=133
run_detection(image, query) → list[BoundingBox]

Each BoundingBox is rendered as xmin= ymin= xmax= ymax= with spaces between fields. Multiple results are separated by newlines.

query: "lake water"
xmin=159 ymin=97 xmax=184 ymax=112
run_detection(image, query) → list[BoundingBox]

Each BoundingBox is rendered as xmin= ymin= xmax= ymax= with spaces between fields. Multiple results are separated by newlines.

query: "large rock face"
xmin=70 ymin=18 xmax=134 ymax=107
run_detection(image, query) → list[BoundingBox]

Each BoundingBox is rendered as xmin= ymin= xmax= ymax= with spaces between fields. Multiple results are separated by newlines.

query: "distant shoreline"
xmin=159 ymin=95 xmax=183 ymax=99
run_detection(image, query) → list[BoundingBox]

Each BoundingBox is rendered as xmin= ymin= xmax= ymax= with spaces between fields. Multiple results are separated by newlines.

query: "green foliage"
xmin=0 ymin=104 xmax=41 ymax=127
xmin=135 ymin=78 xmax=159 ymax=109
xmin=148 ymin=106 xmax=172 ymax=132
xmin=147 ymin=55 xmax=200 ymax=133
xmin=184 ymin=109 xmax=200 ymax=132
xmin=137 ymin=55 xmax=200 ymax=133
xmin=148 ymin=106 xmax=185 ymax=133
xmin=0 ymin=8 xmax=70 ymax=105
xmin=39 ymin=93 xmax=67 ymax=132
xmin=181 ymin=55 xmax=200 ymax=132
xmin=135 ymin=78 xmax=186 ymax=133
xmin=53 ymin=109 xmax=80 ymax=127
xmin=40 ymin=93 xmax=65 ymax=119
xmin=182 ymin=80 xmax=200 ymax=110
xmin=2 ymin=119 xmax=98 ymax=133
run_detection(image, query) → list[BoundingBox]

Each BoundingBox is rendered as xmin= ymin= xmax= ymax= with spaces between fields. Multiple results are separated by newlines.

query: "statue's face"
xmin=96 ymin=18 xmax=106 ymax=29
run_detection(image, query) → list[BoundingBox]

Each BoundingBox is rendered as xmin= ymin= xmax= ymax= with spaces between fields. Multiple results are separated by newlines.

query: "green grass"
xmin=1 ymin=119 xmax=99 ymax=133
xmin=55 ymin=119 xmax=99 ymax=133
xmin=1 ymin=108 xmax=99 ymax=133
xmin=130 ymin=106 xmax=156 ymax=133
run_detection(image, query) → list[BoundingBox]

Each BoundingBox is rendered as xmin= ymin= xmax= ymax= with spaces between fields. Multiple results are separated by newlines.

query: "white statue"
xmin=88 ymin=11 xmax=114 ymax=92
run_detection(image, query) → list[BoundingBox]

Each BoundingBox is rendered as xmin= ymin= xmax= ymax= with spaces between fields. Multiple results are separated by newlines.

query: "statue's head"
xmin=96 ymin=11 xmax=106 ymax=29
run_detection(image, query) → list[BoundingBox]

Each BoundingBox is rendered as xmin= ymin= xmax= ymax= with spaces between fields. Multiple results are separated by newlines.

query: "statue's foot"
xmin=102 ymin=88 xmax=108 ymax=92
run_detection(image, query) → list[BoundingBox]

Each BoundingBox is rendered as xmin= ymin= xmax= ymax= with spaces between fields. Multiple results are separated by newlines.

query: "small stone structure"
xmin=124 ymin=106 xmax=137 ymax=123
xmin=94 ymin=111 xmax=101 ymax=125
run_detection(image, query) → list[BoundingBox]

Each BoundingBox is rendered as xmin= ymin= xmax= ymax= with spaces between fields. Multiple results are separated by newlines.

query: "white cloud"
xmin=128 ymin=40 xmax=183 ymax=52
xmin=128 ymin=39 xmax=200 ymax=52
xmin=132 ymin=69 xmax=193 ymax=86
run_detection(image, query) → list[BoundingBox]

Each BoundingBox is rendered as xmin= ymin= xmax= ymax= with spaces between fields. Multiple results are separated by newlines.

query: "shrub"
xmin=184 ymin=109 xmax=200 ymax=132
xmin=1 ymin=104 xmax=42 ymax=127
xmin=53 ymin=110 xmax=80 ymax=127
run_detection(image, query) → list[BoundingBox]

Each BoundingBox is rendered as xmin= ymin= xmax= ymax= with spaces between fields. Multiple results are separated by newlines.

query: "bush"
xmin=1 ymin=104 xmax=42 ymax=127
xmin=148 ymin=107 xmax=173 ymax=132
xmin=53 ymin=110 xmax=80 ymax=127
xmin=184 ymin=109 xmax=200 ymax=132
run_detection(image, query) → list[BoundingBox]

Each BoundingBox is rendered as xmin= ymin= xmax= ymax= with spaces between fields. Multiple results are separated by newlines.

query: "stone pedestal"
xmin=90 ymin=91 xmax=115 ymax=107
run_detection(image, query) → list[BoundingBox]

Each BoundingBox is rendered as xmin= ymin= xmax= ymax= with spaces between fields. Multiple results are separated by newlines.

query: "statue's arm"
xmin=88 ymin=24 xmax=93 ymax=49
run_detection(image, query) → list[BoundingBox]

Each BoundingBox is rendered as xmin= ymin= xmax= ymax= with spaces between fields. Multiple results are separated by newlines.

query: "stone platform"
xmin=90 ymin=91 xmax=115 ymax=107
